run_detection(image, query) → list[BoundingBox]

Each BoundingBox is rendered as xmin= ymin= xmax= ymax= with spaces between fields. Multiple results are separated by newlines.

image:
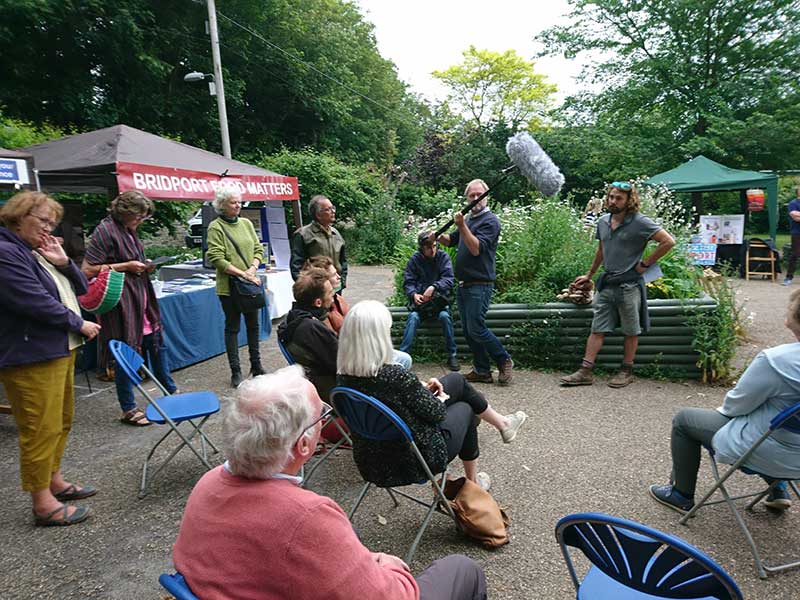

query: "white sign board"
xmin=0 ymin=158 xmax=30 ymax=185
xmin=699 ymin=215 xmax=744 ymax=245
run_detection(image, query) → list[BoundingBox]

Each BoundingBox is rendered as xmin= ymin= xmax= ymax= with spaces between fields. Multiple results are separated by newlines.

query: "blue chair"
xmin=679 ymin=400 xmax=800 ymax=578
xmin=158 ymin=572 xmax=199 ymax=600
xmin=276 ymin=336 xmax=296 ymax=365
xmin=276 ymin=337 xmax=352 ymax=487
xmin=330 ymin=386 xmax=458 ymax=564
xmin=109 ymin=340 xmax=220 ymax=498
xmin=556 ymin=513 xmax=743 ymax=600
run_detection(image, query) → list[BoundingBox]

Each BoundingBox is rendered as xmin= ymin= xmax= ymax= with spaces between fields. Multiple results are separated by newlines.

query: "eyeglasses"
xmin=611 ymin=181 xmax=632 ymax=190
xmin=299 ymin=401 xmax=334 ymax=439
xmin=318 ymin=206 xmax=336 ymax=213
xmin=28 ymin=212 xmax=57 ymax=230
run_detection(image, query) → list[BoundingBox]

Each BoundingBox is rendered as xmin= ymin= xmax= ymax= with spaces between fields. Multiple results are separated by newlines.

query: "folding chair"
xmin=158 ymin=572 xmax=199 ymax=600
xmin=276 ymin=337 xmax=351 ymax=487
xmin=109 ymin=340 xmax=221 ymax=498
xmin=556 ymin=512 xmax=743 ymax=600
xmin=330 ymin=386 xmax=458 ymax=564
xmin=680 ymin=400 xmax=800 ymax=578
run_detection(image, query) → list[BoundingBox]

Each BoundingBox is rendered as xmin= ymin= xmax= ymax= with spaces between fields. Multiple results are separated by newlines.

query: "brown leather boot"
xmin=497 ymin=359 xmax=514 ymax=386
xmin=560 ymin=366 xmax=594 ymax=386
xmin=464 ymin=370 xmax=494 ymax=384
xmin=608 ymin=366 xmax=635 ymax=388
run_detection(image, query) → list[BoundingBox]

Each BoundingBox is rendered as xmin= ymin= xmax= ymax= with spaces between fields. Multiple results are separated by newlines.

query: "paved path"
xmin=1 ymin=268 xmax=798 ymax=599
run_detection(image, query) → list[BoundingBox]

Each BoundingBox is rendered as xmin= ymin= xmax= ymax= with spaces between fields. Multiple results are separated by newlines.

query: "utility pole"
xmin=206 ymin=0 xmax=231 ymax=159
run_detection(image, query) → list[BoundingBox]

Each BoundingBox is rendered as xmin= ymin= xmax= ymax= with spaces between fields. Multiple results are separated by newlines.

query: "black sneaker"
xmin=447 ymin=354 xmax=461 ymax=371
xmin=764 ymin=482 xmax=792 ymax=510
xmin=231 ymin=370 xmax=244 ymax=388
xmin=649 ymin=484 xmax=694 ymax=514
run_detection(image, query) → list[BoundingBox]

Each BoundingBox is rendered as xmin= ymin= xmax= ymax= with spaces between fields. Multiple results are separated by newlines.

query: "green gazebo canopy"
xmin=646 ymin=155 xmax=778 ymax=240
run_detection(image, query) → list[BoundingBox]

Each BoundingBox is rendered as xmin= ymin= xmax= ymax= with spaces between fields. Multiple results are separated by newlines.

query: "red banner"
xmin=116 ymin=161 xmax=299 ymax=201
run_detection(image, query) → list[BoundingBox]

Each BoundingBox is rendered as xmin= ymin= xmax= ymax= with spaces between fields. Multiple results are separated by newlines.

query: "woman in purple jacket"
xmin=0 ymin=192 xmax=101 ymax=527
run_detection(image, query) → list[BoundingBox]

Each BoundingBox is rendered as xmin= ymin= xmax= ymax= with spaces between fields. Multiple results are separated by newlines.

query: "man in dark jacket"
xmin=399 ymin=231 xmax=459 ymax=371
xmin=278 ymin=268 xmax=339 ymax=399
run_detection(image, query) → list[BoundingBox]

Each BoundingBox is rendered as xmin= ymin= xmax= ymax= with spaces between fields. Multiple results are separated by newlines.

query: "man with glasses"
xmin=290 ymin=194 xmax=348 ymax=288
xmin=399 ymin=230 xmax=459 ymax=371
xmin=561 ymin=181 xmax=675 ymax=388
xmin=173 ymin=365 xmax=487 ymax=600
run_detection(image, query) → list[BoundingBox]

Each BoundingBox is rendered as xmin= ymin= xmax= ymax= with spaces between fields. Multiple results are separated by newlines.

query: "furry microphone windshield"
xmin=505 ymin=132 xmax=564 ymax=197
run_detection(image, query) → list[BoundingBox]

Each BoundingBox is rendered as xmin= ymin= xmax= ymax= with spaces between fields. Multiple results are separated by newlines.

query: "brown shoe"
xmin=464 ymin=370 xmax=494 ymax=384
xmin=497 ymin=359 xmax=514 ymax=386
xmin=608 ymin=368 xmax=634 ymax=388
xmin=560 ymin=367 xmax=594 ymax=386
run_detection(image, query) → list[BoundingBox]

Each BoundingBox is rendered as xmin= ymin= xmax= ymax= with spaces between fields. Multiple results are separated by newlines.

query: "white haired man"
xmin=290 ymin=194 xmax=347 ymax=287
xmin=172 ymin=365 xmax=488 ymax=600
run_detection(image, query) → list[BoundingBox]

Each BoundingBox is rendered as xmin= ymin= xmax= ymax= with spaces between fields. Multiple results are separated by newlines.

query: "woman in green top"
xmin=205 ymin=189 xmax=265 ymax=387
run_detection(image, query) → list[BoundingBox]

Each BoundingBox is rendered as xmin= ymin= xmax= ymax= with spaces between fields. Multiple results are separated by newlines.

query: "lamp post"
xmin=184 ymin=0 xmax=231 ymax=159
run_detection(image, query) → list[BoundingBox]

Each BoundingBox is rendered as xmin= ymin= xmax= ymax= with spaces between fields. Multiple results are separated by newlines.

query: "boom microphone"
xmin=505 ymin=132 xmax=564 ymax=198
xmin=433 ymin=132 xmax=564 ymax=236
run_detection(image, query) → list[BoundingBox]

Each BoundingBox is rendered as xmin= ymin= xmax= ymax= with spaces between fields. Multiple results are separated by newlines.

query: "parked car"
xmin=185 ymin=209 xmax=203 ymax=248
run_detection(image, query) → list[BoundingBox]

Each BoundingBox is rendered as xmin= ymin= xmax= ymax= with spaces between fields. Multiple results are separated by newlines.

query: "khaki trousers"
xmin=0 ymin=351 xmax=77 ymax=492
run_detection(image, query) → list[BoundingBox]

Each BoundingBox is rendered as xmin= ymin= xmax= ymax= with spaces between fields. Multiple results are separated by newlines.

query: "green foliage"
xmin=258 ymin=148 xmax=382 ymax=226
xmin=432 ymin=46 xmax=556 ymax=131
xmin=347 ymin=198 xmax=404 ymax=265
xmin=688 ymin=273 xmax=744 ymax=384
xmin=493 ymin=201 xmax=597 ymax=303
xmin=142 ymin=244 xmax=200 ymax=262
xmin=537 ymin=0 xmax=800 ymax=173
xmin=510 ymin=316 xmax=566 ymax=370
xmin=0 ymin=0 xmax=423 ymax=164
xmin=0 ymin=110 xmax=66 ymax=148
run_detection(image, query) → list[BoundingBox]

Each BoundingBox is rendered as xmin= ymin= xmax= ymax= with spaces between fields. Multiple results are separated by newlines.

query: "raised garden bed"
xmin=389 ymin=297 xmax=717 ymax=379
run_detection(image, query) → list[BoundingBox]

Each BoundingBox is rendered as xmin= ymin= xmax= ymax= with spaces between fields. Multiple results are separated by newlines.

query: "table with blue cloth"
xmin=157 ymin=284 xmax=271 ymax=370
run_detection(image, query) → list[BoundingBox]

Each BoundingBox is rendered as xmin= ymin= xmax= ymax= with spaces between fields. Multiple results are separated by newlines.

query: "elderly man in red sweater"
xmin=172 ymin=365 xmax=487 ymax=600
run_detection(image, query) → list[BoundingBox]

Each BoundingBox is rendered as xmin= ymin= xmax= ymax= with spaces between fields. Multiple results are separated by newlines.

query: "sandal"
xmin=54 ymin=483 xmax=98 ymax=502
xmin=120 ymin=407 xmax=152 ymax=426
xmin=34 ymin=504 xmax=90 ymax=527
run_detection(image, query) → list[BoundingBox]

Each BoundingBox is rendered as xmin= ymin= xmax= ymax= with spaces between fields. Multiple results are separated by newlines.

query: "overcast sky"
xmin=354 ymin=0 xmax=583 ymax=104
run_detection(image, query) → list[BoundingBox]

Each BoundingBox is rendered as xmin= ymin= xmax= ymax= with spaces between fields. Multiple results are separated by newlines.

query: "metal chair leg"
xmin=349 ymin=482 xmax=372 ymax=521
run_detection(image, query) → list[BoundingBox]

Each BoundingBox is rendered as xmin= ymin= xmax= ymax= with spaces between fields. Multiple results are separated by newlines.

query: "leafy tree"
xmin=0 ymin=0 xmax=423 ymax=164
xmin=432 ymin=46 xmax=556 ymax=131
xmin=538 ymin=0 xmax=800 ymax=171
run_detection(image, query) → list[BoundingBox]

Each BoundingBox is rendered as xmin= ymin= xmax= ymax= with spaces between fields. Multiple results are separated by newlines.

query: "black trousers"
xmin=219 ymin=295 xmax=261 ymax=370
xmin=439 ymin=373 xmax=488 ymax=463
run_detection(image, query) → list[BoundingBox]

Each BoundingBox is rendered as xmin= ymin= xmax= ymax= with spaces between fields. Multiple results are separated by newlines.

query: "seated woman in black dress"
xmin=336 ymin=300 xmax=527 ymax=490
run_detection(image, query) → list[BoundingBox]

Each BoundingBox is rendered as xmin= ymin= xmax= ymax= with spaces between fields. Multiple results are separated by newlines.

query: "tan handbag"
xmin=443 ymin=477 xmax=510 ymax=548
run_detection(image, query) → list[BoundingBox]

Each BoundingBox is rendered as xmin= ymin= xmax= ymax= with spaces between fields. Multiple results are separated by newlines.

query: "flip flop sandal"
xmin=120 ymin=408 xmax=152 ymax=426
xmin=34 ymin=504 xmax=90 ymax=527
xmin=54 ymin=483 xmax=98 ymax=502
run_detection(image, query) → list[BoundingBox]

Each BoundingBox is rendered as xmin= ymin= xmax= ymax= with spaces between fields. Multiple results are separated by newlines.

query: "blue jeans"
xmin=399 ymin=309 xmax=458 ymax=356
xmin=115 ymin=333 xmax=177 ymax=413
xmin=456 ymin=284 xmax=510 ymax=374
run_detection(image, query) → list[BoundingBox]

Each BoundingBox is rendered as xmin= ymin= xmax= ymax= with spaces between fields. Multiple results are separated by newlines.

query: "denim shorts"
xmin=591 ymin=282 xmax=641 ymax=336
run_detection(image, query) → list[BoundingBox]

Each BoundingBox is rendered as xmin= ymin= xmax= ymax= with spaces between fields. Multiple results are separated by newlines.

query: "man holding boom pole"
xmin=438 ymin=179 xmax=514 ymax=386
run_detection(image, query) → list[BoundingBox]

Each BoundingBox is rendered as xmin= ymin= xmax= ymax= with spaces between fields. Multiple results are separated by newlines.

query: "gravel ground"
xmin=1 ymin=268 xmax=798 ymax=599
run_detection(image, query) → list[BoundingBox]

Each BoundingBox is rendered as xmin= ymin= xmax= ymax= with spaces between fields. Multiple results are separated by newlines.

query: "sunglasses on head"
xmin=611 ymin=181 xmax=632 ymax=190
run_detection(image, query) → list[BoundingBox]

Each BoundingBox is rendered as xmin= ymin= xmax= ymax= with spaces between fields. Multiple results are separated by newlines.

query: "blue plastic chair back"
xmin=556 ymin=512 xmax=742 ymax=600
xmin=769 ymin=400 xmax=800 ymax=434
xmin=109 ymin=340 xmax=144 ymax=385
xmin=277 ymin=337 xmax=296 ymax=365
xmin=330 ymin=387 xmax=413 ymax=443
xmin=158 ymin=572 xmax=200 ymax=600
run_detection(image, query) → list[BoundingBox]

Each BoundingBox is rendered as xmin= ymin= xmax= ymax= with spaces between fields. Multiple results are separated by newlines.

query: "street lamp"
xmin=183 ymin=0 xmax=232 ymax=159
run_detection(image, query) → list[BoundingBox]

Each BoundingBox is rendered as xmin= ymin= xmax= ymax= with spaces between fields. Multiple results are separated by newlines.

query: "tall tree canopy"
xmin=0 ymin=0 xmax=424 ymax=164
xmin=432 ymin=46 xmax=556 ymax=131
xmin=538 ymin=0 xmax=800 ymax=171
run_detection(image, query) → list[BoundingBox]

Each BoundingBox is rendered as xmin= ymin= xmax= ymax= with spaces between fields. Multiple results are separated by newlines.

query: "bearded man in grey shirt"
xmin=561 ymin=182 xmax=675 ymax=388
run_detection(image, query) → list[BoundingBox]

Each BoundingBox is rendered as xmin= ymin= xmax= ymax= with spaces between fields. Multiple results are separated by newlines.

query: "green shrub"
xmin=347 ymin=198 xmax=404 ymax=265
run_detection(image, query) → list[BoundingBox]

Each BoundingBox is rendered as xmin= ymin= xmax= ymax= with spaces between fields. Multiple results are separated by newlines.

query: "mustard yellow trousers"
xmin=0 ymin=351 xmax=77 ymax=492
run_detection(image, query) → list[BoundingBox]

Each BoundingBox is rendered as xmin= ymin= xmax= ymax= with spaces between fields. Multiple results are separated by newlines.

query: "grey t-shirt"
xmin=595 ymin=212 xmax=662 ymax=276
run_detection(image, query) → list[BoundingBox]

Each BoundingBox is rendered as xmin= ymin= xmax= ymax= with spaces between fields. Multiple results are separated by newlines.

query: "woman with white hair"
xmin=337 ymin=300 xmax=527 ymax=490
xmin=205 ymin=188 xmax=265 ymax=387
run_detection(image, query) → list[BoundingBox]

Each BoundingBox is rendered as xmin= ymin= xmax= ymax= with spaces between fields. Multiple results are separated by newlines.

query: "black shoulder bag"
xmin=219 ymin=224 xmax=266 ymax=313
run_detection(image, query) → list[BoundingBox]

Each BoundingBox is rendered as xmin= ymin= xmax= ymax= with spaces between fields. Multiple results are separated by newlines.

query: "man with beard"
xmin=560 ymin=182 xmax=675 ymax=389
